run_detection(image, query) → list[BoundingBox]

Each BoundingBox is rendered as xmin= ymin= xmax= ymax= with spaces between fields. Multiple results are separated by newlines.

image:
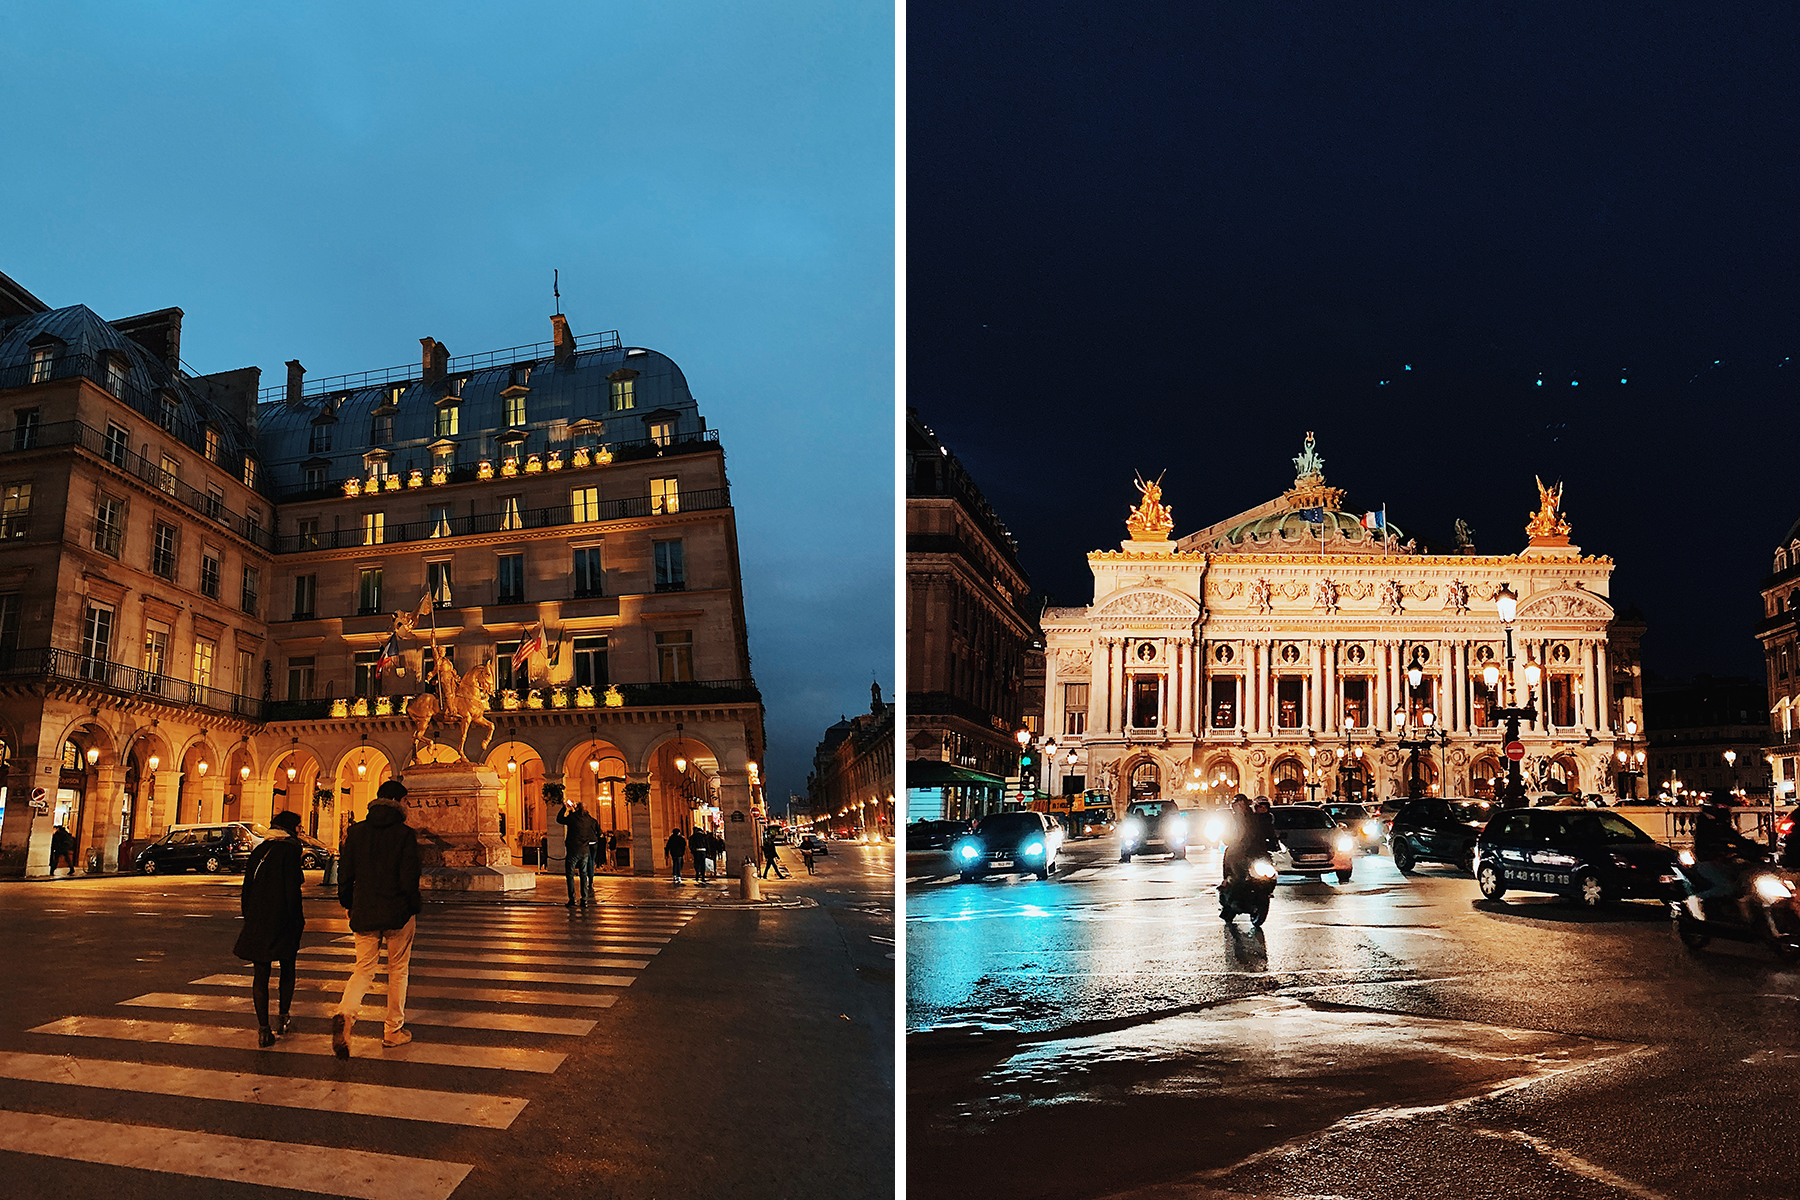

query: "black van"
xmin=134 ymin=822 xmax=269 ymax=875
xmin=1474 ymin=808 xmax=1681 ymax=908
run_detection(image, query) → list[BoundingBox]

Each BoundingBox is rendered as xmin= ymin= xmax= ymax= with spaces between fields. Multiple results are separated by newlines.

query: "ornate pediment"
xmin=1517 ymin=586 xmax=1614 ymax=622
xmin=1095 ymin=589 xmax=1201 ymax=623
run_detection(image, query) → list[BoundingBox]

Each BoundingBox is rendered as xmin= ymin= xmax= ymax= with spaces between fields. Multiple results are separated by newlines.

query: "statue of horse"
xmin=406 ymin=656 xmax=497 ymax=764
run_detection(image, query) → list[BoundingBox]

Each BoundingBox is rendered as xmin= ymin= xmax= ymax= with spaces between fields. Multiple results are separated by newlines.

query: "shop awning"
xmin=904 ymin=760 xmax=1005 ymax=788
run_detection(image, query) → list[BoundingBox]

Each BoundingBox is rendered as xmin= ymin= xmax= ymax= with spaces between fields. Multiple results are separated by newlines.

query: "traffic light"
xmin=1019 ymin=750 xmax=1038 ymax=791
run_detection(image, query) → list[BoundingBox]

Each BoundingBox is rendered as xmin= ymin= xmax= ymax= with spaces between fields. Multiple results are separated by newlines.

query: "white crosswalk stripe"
xmin=3 ymin=900 xmax=700 ymax=1195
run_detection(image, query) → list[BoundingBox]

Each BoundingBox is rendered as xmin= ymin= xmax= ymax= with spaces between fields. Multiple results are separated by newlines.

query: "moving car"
xmin=1475 ymin=808 xmax=1681 ymax=908
xmin=1389 ymin=798 xmax=1496 ymax=874
xmin=951 ymin=811 xmax=1060 ymax=881
xmin=1323 ymin=803 xmax=1385 ymax=853
xmin=799 ymin=834 xmax=833 ymax=855
xmin=1268 ymin=805 xmax=1356 ymax=882
xmin=1119 ymin=800 xmax=1190 ymax=862
xmin=134 ymin=822 xmax=270 ymax=875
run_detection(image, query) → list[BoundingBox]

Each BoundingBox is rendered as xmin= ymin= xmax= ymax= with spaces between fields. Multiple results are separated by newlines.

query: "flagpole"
xmin=428 ymin=586 xmax=443 ymax=707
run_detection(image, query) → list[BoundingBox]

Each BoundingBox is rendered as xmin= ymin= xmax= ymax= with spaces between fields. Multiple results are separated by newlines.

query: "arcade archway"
xmin=485 ymin=741 xmax=546 ymax=865
xmin=332 ymin=742 xmax=396 ymax=852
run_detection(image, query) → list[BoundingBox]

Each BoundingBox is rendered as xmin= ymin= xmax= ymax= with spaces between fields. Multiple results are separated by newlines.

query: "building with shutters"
xmin=1040 ymin=435 xmax=1645 ymax=810
xmin=0 ymin=267 xmax=765 ymax=877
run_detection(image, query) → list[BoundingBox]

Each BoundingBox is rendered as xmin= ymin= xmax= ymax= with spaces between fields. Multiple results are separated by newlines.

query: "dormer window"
xmin=105 ymin=354 xmax=128 ymax=397
xmin=361 ymin=450 xmax=391 ymax=480
xmin=28 ymin=345 xmax=52 ymax=384
xmin=502 ymin=386 xmax=528 ymax=426
xmin=309 ymin=421 xmax=333 ymax=453
xmin=570 ymin=418 xmax=603 ymax=451
xmin=434 ymin=399 xmax=460 ymax=437
xmin=243 ymin=456 xmax=258 ymax=488
xmin=433 ymin=445 xmax=455 ymax=471
xmin=609 ymin=377 xmax=635 ymax=411
xmin=204 ymin=426 xmax=221 ymax=463
xmin=649 ymin=420 xmax=673 ymax=448
xmin=371 ymin=413 xmax=394 ymax=446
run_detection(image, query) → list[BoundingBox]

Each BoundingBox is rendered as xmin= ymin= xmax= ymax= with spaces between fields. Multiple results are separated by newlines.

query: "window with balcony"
xmin=105 ymin=356 xmax=127 ymax=397
xmin=200 ymin=549 xmax=221 ymax=600
xmin=236 ymin=649 xmax=254 ymax=696
xmin=1 ymin=482 xmax=30 ymax=539
xmin=93 ymin=494 xmax=125 ymax=556
xmin=104 ymin=423 xmax=130 ymax=468
xmin=655 ymin=630 xmax=692 ymax=683
xmin=1276 ymin=677 xmax=1304 ymax=729
xmin=354 ymin=650 xmax=381 ymax=698
xmin=1343 ymin=678 xmax=1369 ymax=729
xmin=1211 ymin=678 xmax=1238 ymax=728
xmin=432 ymin=445 xmax=455 ymax=474
xmin=428 ymin=561 xmax=453 ymax=608
xmin=159 ymin=395 xmax=179 ymax=430
xmin=152 ymin=522 xmax=177 ymax=580
xmin=496 ymin=641 xmax=520 ymax=692
xmin=246 ymin=510 xmax=261 ymax=544
xmin=1549 ymin=674 xmax=1576 ymax=727
xmin=141 ymin=623 xmax=169 ymax=690
xmin=192 ymin=638 xmax=215 ymax=702
xmin=358 ymin=568 xmax=383 ymax=615
xmin=362 ymin=512 xmax=385 ymax=545
xmin=293 ymin=574 xmax=317 ymax=620
xmin=497 ymin=554 xmax=524 ymax=604
xmin=653 ymin=539 xmax=685 ymax=592
xmin=1063 ymin=682 xmax=1089 ymax=735
xmin=206 ymin=484 xmax=223 ymax=521
xmin=303 ymin=465 xmax=325 ymax=490
xmin=500 ymin=495 xmax=523 ymax=530
xmin=12 ymin=408 xmax=39 ymax=451
xmin=571 ymin=487 xmax=599 ymax=523
xmin=650 ymin=477 xmax=679 ymax=514
xmin=159 ymin=454 xmax=180 ymax=495
xmin=28 ymin=346 xmax=53 ymax=384
xmin=204 ymin=427 xmax=221 ymax=463
xmin=0 ymin=594 xmax=21 ymax=660
xmin=1132 ymin=677 xmax=1161 ymax=728
xmin=81 ymin=603 xmax=114 ymax=674
xmin=435 ymin=405 xmax=460 ymax=437
xmin=649 ymin=421 xmax=673 ymax=447
xmin=609 ymin=378 xmax=634 ymax=411
xmin=429 ymin=505 xmax=453 ymax=538
xmin=298 ymin=518 xmax=319 ymax=549
xmin=573 ymin=547 xmax=602 ymax=597
xmin=241 ymin=567 xmax=260 ymax=615
xmin=287 ymin=656 xmax=315 ymax=701
xmin=574 ymin=636 xmax=610 ymax=688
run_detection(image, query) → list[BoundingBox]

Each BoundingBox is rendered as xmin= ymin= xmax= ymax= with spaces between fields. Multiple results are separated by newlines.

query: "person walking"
xmin=558 ymin=797 xmax=600 ymax=907
xmin=233 ymin=810 xmax=306 ymax=1047
xmin=332 ymin=780 xmax=422 ymax=1058
xmin=760 ymin=827 xmax=786 ymax=879
xmin=48 ymin=824 xmax=75 ymax=876
xmin=691 ymin=827 xmax=712 ymax=884
xmin=802 ymin=841 xmax=817 ymax=875
xmin=665 ymin=827 xmax=688 ymax=884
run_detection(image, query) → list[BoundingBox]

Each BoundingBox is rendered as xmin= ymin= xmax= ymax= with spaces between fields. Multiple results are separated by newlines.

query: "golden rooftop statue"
xmin=1526 ymin=475 xmax=1572 ymax=544
xmin=1126 ymin=471 xmax=1175 ymax=541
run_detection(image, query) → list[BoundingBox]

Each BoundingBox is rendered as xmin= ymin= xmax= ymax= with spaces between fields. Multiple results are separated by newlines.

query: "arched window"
xmin=1272 ymin=758 xmax=1304 ymax=803
xmin=1129 ymin=760 xmax=1161 ymax=799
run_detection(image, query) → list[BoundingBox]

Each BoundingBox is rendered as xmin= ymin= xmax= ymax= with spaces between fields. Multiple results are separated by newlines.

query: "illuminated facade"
xmin=1041 ymin=436 xmax=1645 ymax=809
xmin=1757 ymin=519 xmax=1800 ymax=802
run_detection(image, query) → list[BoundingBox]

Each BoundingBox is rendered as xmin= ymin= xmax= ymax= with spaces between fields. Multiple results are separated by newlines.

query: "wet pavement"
xmin=0 ymin=842 xmax=893 ymax=1199
xmin=908 ymin=832 xmax=1800 ymax=1199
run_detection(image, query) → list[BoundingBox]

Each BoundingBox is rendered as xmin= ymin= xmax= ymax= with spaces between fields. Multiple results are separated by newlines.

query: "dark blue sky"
xmin=2 ymin=1 xmax=894 ymax=806
xmin=910 ymin=2 xmax=1796 ymax=683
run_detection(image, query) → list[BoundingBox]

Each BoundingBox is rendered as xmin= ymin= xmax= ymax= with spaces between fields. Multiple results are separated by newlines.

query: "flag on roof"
xmin=511 ymin=622 xmax=545 ymax=673
xmin=1361 ymin=510 xmax=1385 ymax=529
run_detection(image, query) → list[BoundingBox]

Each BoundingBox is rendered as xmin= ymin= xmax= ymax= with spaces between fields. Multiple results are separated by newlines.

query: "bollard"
xmin=740 ymin=860 xmax=761 ymax=902
xmin=323 ymin=855 xmax=338 ymax=886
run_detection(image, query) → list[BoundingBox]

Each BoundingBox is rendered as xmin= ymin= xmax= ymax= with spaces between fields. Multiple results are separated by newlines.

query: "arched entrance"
xmin=1546 ymin=755 xmax=1579 ymax=795
xmin=1271 ymin=757 xmax=1305 ymax=804
xmin=485 ymin=741 xmax=545 ymax=865
xmin=177 ymin=739 xmax=218 ymax=825
xmin=1470 ymin=753 xmax=1503 ymax=801
xmin=1338 ymin=753 xmax=1371 ymax=803
xmin=1127 ymin=759 xmax=1161 ymax=801
xmin=271 ymin=743 xmax=324 ymax=838
xmin=332 ymin=742 xmax=396 ymax=853
xmin=119 ymin=727 xmax=174 ymax=864
xmin=1202 ymin=756 xmax=1240 ymax=803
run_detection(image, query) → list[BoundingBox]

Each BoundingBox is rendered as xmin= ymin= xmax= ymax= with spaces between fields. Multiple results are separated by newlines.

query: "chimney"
xmin=110 ymin=307 xmax=184 ymax=371
xmin=285 ymin=360 xmax=305 ymax=410
xmin=551 ymin=314 xmax=575 ymax=366
xmin=421 ymin=338 xmax=449 ymax=386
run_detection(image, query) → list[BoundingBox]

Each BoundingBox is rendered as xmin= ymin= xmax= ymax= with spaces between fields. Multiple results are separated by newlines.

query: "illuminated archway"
xmin=330 ymin=742 xmax=396 ymax=852
xmin=485 ymin=740 xmax=546 ymax=864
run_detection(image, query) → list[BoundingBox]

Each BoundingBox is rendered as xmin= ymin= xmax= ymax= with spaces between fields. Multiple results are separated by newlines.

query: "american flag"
xmin=511 ymin=622 xmax=545 ymax=673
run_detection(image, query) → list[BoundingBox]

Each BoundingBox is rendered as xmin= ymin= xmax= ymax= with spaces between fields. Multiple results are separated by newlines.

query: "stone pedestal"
xmin=401 ymin=762 xmax=536 ymax=893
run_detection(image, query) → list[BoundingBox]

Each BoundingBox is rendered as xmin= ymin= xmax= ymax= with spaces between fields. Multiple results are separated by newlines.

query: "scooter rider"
xmin=1222 ymin=795 xmax=1280 ymax=894
xmin=1690 ymin=794 xmax=1763 ymax=904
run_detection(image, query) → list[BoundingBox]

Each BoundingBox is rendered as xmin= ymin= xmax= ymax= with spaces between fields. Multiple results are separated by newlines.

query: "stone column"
xmin=89 ymin=765 xmax=125 ymax=872
xmin=240 ymin=778 xmax=276 ymax=831
xmin=718 ymin=771 xmax=756 ymax=875
xmin=628 ymin=771 xmax=655 ymax=876
xmin=1324 ymin=640 xmax=1338 ymax=734
xmin=1447 ymin=641 xmax=1461 ymax=732
xmin=1171 ymin=643 xmax=1183 ymax=734
xmin=1308 ymin=640 xmax=1321 ymax=732
xmin=1596 ymin=640 xmax=1612 ymax=732
xmin=0 ymin=754 xmax=39 ymax=878
xmin=1254 ymin=641 xmax=1269 ymax=735
xmin=150 ymin=772 xmax=182 ymax=838
xmin=1377 ymin=644 xmax=1391 ymax=733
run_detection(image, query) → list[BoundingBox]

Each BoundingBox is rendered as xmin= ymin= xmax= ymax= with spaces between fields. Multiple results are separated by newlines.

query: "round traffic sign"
xmin=1505 ymin=741 xmax=1525 ymax=762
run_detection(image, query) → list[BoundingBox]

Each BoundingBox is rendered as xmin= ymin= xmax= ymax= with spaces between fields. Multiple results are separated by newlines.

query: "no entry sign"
xmin=1505 ymin=741 xmax=1526 ymax=762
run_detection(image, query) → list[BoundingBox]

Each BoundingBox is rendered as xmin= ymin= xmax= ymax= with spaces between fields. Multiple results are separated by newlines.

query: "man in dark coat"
xmin=332 ymin=781 xmax=422 ymax=1057
xmin=689 ymin=827 xmax=710 ymax=883
xmin=234 ymin=810 xmax=306 ymax=1045
xmin=558 ymin=797 xmax=601 ymax=907
xmin=665 ymin=827 xmax=688 ymax=884
xmin=48 ymin=824 xmax=74 ymax=875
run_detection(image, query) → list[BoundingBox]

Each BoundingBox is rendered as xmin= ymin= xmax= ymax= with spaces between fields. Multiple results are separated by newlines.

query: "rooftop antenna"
xmin=553 ymin=269 xmax=561 ymax=316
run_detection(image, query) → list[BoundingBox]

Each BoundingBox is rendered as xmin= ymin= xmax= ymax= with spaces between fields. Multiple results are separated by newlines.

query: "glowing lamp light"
xmin=589 ymin=755 xmax=601 ymax=774
xmin=197 ymin=760 xmax=209 ymax=776
xmin=286 ymin=764 xmax=298 ymax=782
xmin=1015 ymin=728 xmax=1030 ymax=747
xmin=1524 ymin=661 xmax=1542 ymax=688
xmin=507 ymin=755 xmax=517 ymax=774
xmin=147 ymin=754 xmax=160 ymax=773
xmin=674 ymin=754 xmax=688 ymax=774
xmin=1393 ymin=707 xmax=1407 ymax=726
xmin=357 ymin=758 xmax=368 ymax=777
xmin=1407 ymin=664 xmax=1423 ymax=689
xmin=239 ymin=764 xmax=251 ymax=781
xmin=1422 ymin=710 xmax=1435 ymax=728
xmin=1483 ymin=664 xmax=1501 ymax=689
xmin=85 ymin=746 xmax=100 ymax=767
xmin=1626 ymin=718 xmax=1638 ymax=737
xmin=1496 ymin=584 xmax=1518 ymax=624
xmin=1725 ymin=750 xmax=1737 ymax=766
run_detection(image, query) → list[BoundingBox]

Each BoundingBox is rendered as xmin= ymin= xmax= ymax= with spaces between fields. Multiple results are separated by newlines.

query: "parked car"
xmin=1119 ymin=800 xmax=1190 ymax=862
xmin=1268 ymin=805 xmax=1357 ymax=882
xmin=951 ymin=811 xmax=1060 ymax=881
xmin=1389 ymin=798 xmax=1496 ymax=874
xmin=134 ymin=822 xmax=270 ymax=875
xmin=1475 ymin=808 xmax=1681 ymax=908
xmin=1323 ymin=803 xmax=1385 ymax=853
xmin=292 ymin=831 xmax=333 ymax=869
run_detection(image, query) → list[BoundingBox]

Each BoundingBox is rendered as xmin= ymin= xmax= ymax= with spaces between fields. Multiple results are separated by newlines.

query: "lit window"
xmin=609 ymin=379 xmax=634 ymax=411
xmin=432 ymin=444 xmax=455 ymax=472
xmin=649 ymin=421 xmax=672 ymax=447
xmin=28 ymin=346 xmax=52 ymax=383
xmin=500 ymin=495 xmax=523 ymax=531
xmin=243 ymin=457 xmax=257 ymax=488
xmin=655 ymin=630 xmax=693 ymax=683
xmin=435 ymin=405 xmax=460 ymax=437
xmin=362 ymin=512 xmax=385 ymax=545
xmin=571 ymin=487 xmax=599 ymax=523
xmin=1 ymin=482 xmax=31 ymax=539
xmin=429 ymin=505 xmax=453 ymax=538
xmin=204 ymin=427 xmax=221 ymax=463
xmin=650 ymin=477 xmax=679 ymax=514
xmin=505 ymin=393 xmax=526 ymax=425
xmin=192 ymin=639 xmax=215 ymax=701
xmin=428 ymin=561 xmax=453 ymax=608
xmin=159 ymin=454 xmax=180 ymax=495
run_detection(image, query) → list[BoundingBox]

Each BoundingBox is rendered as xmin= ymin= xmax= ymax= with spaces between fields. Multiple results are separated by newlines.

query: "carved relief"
xmin=1382 ymin=749 xmax=1401 ymax=767
xmin=1407 ymin=581 xmax=1438 ymax=600
xmin=1449 ymin=747 xmax=1467 ymax=766
xmin=1211 ymin=580 xmax=1245 ymax=600
xmin=1251 ymin=578 xmax=1273 ymax=614
xmin=1250 ymin=749 xmax=1268 ymax=767
xmin=1279 ymin=580 xmax=1308 ymax=601
xmin=1445 ymin=578 xmax=1470 ymax=614
xmin=1341 ymin=580 xmax=1375 ymax=601
xmin=1100 ymin=591 xmax=1191 ymax=617
xmin=1058 ymin=649 xmax=1092 ymax=673
xmin=1314 ymin=577 xmax=1340 ymax=613
xmin=1379 ymin=578 xmax=1405 ymax=613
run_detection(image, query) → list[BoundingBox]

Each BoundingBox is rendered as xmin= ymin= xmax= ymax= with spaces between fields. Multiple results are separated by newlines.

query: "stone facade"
xmin=807 ymin=684 xmax=895 ymax=836
xmin=0 ymin=270 xmax=766 ymax=878
xmin=1041 ymin=436 xmax=1645 ymax=810
xmin=1756 ymin=521 xmax=1800 ymax=801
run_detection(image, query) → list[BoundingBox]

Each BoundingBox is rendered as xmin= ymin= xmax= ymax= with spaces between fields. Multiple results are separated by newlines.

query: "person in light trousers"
xmin=332 ymin=780 xmax=422 ymax=1057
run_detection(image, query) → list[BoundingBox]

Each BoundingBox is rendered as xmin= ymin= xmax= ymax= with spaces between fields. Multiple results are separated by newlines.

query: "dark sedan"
xmin=1323 ymin=803 xmax=1386 ymax=853
xmin=1119 ymin=801 xmax=1190 ymax=862
xmin=951 ymin=811 xmax=1060 ymax=881
xmin=1475 ymin=808 xmax=1681 ymax=908
xmin=1389 ymin=798 xmax=1495 ymax=874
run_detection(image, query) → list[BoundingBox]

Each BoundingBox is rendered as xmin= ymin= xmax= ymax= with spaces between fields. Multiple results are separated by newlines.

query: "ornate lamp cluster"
xmin=343 ymin=444 xmax=613 ymax=497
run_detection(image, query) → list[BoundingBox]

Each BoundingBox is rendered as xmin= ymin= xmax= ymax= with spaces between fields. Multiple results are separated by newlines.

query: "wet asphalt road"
xmin=907 ymin=831 xmax=1800 ymax=1200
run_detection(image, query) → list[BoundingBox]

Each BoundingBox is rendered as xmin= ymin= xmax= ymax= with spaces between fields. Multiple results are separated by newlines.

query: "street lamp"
xmin=1491 ymin=583 xmax=1541 ymax=809
xmin=1616 ymin=718 xmax=1641 ymax=800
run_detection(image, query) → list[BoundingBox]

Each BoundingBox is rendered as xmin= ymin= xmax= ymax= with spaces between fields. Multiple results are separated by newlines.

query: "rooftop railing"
xmin=4 ymin=420 xmax=273 ymax=550
xmin=273 ymin=485 xmax=729 ymax=553
xmin=255 ymin=330 xmax=625 ymax=404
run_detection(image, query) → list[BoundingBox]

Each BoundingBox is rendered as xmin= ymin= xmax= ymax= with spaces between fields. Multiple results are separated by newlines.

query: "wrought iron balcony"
xmin=0 ymin=647 xmax=265 ymax=719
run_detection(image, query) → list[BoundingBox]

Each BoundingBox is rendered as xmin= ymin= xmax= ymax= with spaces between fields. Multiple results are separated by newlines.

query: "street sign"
xmin=1505 ymin=741 xmax=1525 ymax=762
xmin=30 ymin=788 xmax=46 ymax=803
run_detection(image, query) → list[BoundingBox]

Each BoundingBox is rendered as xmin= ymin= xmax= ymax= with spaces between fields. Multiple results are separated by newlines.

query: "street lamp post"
xmin=1488 ymin=584 xmax=1541 ymax=809
xmin=1615 ymin=718 xmax=1641 ymax=800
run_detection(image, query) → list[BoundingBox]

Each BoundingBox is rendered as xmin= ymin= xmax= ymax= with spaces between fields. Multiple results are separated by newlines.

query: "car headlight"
xmin=959 ymin=844 xmax=980 ymax=860
xmin=1677 ymin=849 xmax=1695 ymax=866
xmin=1363 ymin=821 xmax=1379 ymax=837
xmin=1335 ymin=835 xmax=1353 ymax=854
xmin=1250 ymin=859 xmax=1278 ymax=880
xmin=1754 ymin=875 xmax=1795 ymax=902
xmin=1205 ymin=818 xmax=1224 ymax=842
xmin=1023 ymin=841 xmax=1044 ymax=856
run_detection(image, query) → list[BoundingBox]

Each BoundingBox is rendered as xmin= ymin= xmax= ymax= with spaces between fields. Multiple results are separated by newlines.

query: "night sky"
xmin=910 ymin=3 xmax=1795 ymax=680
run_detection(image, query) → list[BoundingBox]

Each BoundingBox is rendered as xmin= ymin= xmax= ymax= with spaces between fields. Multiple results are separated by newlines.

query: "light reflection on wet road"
xmin=907 ymin=832 xmax=1800 ymax=1200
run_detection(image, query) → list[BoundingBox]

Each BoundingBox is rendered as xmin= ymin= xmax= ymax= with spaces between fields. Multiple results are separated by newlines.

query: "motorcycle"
xmin=1220 ymin=855 xmax=1278 ymax=927
xmin=1671 ymin=848 xmax=1800 ymax=962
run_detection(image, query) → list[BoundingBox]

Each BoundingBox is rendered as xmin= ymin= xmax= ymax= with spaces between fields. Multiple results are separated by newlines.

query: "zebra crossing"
xmin=0 ymin=903 xmax=698 ymax=1199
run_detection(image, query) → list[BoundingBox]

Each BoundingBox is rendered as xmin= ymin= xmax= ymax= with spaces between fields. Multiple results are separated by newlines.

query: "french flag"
xmin=1360 ymin=510 xmax=1385 ymax=530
